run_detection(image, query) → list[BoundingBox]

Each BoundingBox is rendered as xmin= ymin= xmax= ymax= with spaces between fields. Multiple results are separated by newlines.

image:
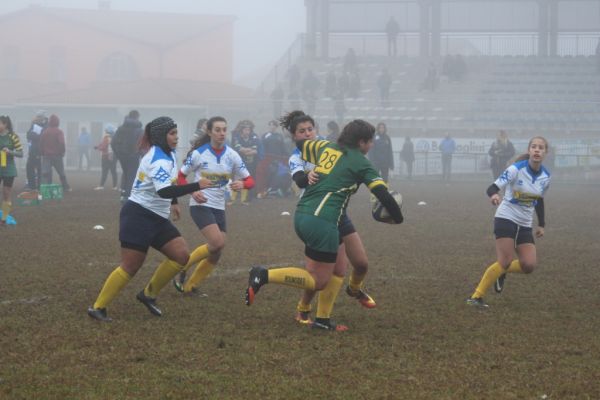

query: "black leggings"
xmin=100 ymin=158 xmax=118 ymax=187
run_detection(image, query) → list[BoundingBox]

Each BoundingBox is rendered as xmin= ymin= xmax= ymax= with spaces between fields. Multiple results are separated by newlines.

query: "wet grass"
xmin=1 ymin=173 xmax=599 ymax=399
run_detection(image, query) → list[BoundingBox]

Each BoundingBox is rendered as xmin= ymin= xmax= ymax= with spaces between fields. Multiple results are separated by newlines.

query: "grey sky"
xmin=0 ymin=0 xmax=306 ymax=85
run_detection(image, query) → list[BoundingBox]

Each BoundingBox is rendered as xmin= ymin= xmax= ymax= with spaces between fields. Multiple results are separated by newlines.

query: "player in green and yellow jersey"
xmin=245 ymin=119 xmax=403 ymax=331
xmin=0 ymin=116 xmax=24 ymax=226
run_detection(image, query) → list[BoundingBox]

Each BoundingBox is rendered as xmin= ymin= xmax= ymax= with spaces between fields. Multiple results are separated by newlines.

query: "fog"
xmin=0 ymin=0 xmax=306 ymax=83
xmin=0 ymin=0 xmax=599 ymax=183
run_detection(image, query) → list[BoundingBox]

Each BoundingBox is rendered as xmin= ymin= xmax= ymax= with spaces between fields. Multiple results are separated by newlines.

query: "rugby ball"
xmin=372 ymin=191 xmax=403 ymax=224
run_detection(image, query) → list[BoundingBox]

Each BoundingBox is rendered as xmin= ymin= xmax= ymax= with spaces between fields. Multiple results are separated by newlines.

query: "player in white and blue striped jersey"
xmin=468 ymin=136 xmax=551 ymax=308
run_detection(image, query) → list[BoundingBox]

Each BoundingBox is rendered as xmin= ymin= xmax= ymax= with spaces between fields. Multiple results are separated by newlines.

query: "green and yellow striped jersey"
xmin=296 ymin=139 xmax=386 ymax=224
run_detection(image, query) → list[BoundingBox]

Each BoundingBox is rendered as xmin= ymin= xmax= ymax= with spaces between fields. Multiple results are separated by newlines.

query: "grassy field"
xmin=1 ymin=173 xmax=599 ymax=399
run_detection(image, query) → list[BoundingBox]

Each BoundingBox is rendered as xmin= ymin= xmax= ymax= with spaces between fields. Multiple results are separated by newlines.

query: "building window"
xmin=49 ymin=46 xmax=67 ymax=83
xmin=2 ymin=46 xmax=20 ymax=79
xmin=97 ymin=52 xmax=139 ymax=81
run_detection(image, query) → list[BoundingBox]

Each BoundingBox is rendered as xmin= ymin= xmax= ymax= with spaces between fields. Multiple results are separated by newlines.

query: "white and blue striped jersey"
xmin=494 ymin=159 xmax=551 ymax=227
xmin=181 ymin=144 xmax=249 ymax=210
xmin=289 ymin=148 xmax=317 ymax=198
xmin=129 ymin=145 xmax=178 ymax=219
xmin=288 ymin=147 xmax=315 ymax=176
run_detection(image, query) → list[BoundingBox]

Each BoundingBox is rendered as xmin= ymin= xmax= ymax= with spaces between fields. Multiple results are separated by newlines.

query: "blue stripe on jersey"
xmin=195 ymin=143 xmax=228 ymax=164
xmin=151 ymin=146 xmax=175 ymax=164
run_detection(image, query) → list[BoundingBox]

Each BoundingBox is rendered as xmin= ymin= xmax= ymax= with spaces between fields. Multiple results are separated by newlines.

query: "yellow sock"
xmin=471 ymin=262 xmax=504 ymax=299
xmin=297 ymin=300 xmax=312 ymax=313
xmin=241 ymin=189 xmax=248 ymax=203
xmin=1 ymin=201 xmax=11 ymax=221
xmin=507 ymin=259 xmax=523 ymax=274
xmin=183 ymin=244 xmax=210 ymax=272
xmin=93 ymin=266 xmax=131 ymax=309
xmin=349 ymin=269 xmax=367 ymax=292
xmin=316 ymin=275 xmax=344 ymax=319
xmin=268 ymin=267 xmax=316 ymax=290
xmin=183 ymin=259 xmax=215 ymax=292
xmin=230 ymin=191 xmax=238 ymax=202
xmin=144 ymin=259 xmax=182 ymax=298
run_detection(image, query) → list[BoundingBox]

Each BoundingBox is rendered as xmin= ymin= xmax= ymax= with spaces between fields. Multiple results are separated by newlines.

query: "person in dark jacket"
xmin=400 ymin=136 xmax=415 ymax=179
xmin=25 ymin=111 xmax=47 ymax=190
xmin=368 ymin=122 xmax=395 ymax=183
xmin=40 ymin=114 xmax=70 ymax=191
xmin=489 ymin=130 xmax=516 ymax=179
xmin=230 ymin=120 xmax=260 ymax=204
xmin=256 ymin=120 xmax=287 ymax=198
xmin=112 ymin=110 xmax=143 ymax=202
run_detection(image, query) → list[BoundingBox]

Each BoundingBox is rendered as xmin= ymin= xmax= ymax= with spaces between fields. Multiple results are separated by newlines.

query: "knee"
xmin=173 ymin=252 xmax=190 ymax=267
xmin=520 ymin=262 xmax=536 ymax=274
xmin=352 ymin=260 xmax=368 ymax=276
xmin=209 ymin=238 xmax=226 ymax=254
xmin=314 ymin=279 xmax=328 ymax=291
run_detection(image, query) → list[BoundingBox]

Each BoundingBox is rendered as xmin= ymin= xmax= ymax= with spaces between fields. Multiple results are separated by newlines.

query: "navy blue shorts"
xmin=0 ymin=176 xmax=15 ymax=188
xmin=190 ymin=205 xmax=226 ymax=232
xmin=494 ymin=217 xmax=534 ymax=245
xmin=338 ymin=213 xmax=356 ymax=243
xmin=119 ymin=200 xmax=181 ymax=253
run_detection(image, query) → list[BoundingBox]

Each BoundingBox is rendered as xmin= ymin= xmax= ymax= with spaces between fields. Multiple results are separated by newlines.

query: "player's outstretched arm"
xmin=372 ymin=185 xmax=403 ymax=224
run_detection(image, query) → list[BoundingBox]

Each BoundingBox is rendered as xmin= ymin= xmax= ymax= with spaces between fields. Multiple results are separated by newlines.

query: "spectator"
xmin=94 ymin=124 xmax=118 ymax=190
xmin=400 ymin=136 xmax=415 ymax=180
xmin=337 ymin=71 xmax=350 ymax=99
xmin=439 ymin=133 xmax=456 ymax=181
xmin=78 ymin=127 xmax=92 ymax=171
xmin=256 ymin=120 xmax=287 ymax=198
xmin=385 ymin=16 xmax=400 ymax=57
xmin=421 ymin=62 xmax=438 ymax=92
xmin=343 ymin=48 xmax=357 ymax=73
xmin=377 ymin=68 xmax=393 ymax=106
xmin=301 ymin=70 xmax=320 ymax=100
xmin=189 ymin=118 xmax=207 ymax=147
xmin=454 ymin=55 xmax=468 ymax=81
xmin=348 ymin=70 xmax=362 ymax=99
xmin=40 ymin=114 xmax=70 ymax=191
xmin=325 ymin=120 xmax=340 ymax=142
xmin=334 ymin=92 xmax=346 ymax=125
xmin=368 ymin=122 xmax=394 ymax=183
xmin=25 ymin=110 xmax=47 ymax=190
xmin=270 ymin=85 xmax=284 ymax=119
xmin=231 ymin=120 xmax=260 ymax=204
xmin=324 ymin=70 xmax=337 ymax=98
xmin=112 ymin=110 xmax=143 ymax=202
xmin=488 ymin=130 xmax=515 ymax=179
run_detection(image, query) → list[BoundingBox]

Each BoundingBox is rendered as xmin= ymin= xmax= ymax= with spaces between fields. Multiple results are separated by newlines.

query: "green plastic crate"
xmin=40 ymin=184 xmax=63 ymax=200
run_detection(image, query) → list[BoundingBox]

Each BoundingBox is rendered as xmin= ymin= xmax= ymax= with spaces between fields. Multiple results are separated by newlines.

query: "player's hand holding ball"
xmin=372 ymin=191 xmax=403 ymax=224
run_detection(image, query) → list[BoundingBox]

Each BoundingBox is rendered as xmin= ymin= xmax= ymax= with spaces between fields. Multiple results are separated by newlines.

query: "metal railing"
xmin=392 ymin=151 xmax=600 ymax=179
xmin=319 ymin=32 xmax=600 ymax=58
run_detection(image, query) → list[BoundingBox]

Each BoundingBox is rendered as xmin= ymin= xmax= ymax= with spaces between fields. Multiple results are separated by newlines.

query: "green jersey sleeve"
xmin=298 ymin=139 xmax=330 ymax=165
xmin=355 ymin=155 xmax=388 ymax=191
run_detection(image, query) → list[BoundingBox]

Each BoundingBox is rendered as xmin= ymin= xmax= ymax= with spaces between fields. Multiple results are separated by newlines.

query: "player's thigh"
xmin=159 ymin=236 xmax=190 ymax=266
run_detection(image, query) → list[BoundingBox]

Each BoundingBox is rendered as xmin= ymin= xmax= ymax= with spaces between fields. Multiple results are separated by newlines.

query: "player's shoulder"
xmin=512 ymin=159 xmax=529 ymax=170
xmin=193 ymin=143 xmax=211 ymax=156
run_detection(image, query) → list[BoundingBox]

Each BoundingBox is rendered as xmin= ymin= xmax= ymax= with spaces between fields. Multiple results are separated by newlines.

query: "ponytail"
xmin=279 ymin=110 xmax=314 ymax=136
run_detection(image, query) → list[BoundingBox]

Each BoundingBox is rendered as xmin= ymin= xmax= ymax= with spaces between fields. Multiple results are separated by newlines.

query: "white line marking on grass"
xmin=0 ymin=296 xmax=51 ymax=306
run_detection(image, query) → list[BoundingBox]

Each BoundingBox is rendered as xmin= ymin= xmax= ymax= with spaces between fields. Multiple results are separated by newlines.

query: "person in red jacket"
xmin=40 ymin=114 xmax=70 ymax=191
